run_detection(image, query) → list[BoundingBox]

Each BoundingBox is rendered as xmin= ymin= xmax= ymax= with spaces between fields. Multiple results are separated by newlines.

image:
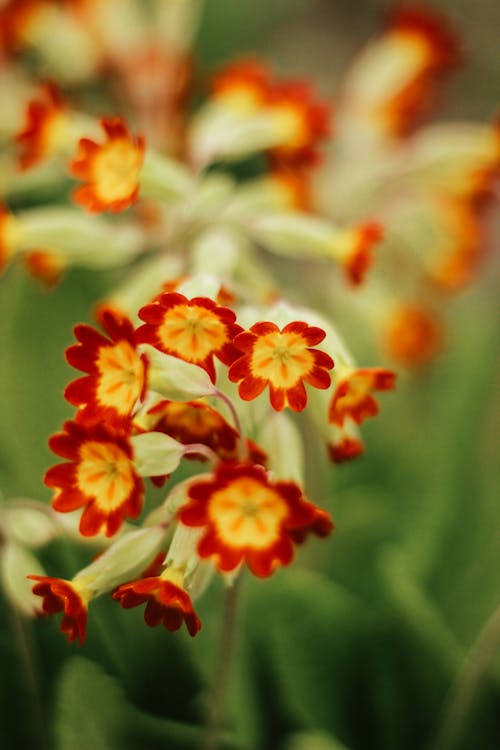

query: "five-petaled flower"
xmin=228 ymin=320 xmax=334 ymax=412
xmin=328 ymin=367 xmax=396 ymax=426
xmin=70 ymin=116 xmax=145 ymax=212
xmin=179 ymin=461 xmax=332 ymax=577
xmin=136 ymin=293 xmax=243 ymax=383
xmin=45 ymin=420 xmax=144 ymax=537
xmin=65 ymin=306 xmax=147 ymax=427
xmin=113 ymin=567 xmax=201 ymax=636
xmin=28 ymin=575 xmax=89 ymax=645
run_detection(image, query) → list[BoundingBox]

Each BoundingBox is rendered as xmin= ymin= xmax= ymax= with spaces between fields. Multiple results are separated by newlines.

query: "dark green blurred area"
xmin=0 ymin=1 xmax=499 ymax=749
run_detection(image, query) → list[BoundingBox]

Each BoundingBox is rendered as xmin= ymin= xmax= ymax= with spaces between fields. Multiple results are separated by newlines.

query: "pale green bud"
xmin=1 ymin=543 xmax=46 ymax=617
xmin=131 ymin=432 xmax=185 ymax=477
xmin=141 ymin=344 xmax=217 ymax=401
xmin=2 ymin=502 xmax=58 ymax=548
xmin=74 ymin=525 xmax=167 ymax=596
xmin=257 ymin=411 xmax=305 ymax=485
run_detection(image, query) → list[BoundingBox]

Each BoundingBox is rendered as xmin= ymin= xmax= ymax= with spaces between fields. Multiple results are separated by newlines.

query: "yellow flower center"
xmin=209 ymin=477 xmax=288 ymax=549
xmin=96 ymin=342 xmax=144 ymax=415
xmin=93 ymin=139 xmax=143 ymax=203
xmin=251 ymin=331 xmax=314 ymax=389
xmin=77 ymin=440 xmax=135 ymax=511
xmin=158 ymin=305 xmax=227 ymax=363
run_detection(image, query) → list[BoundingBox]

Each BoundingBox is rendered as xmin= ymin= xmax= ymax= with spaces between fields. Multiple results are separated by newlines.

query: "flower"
xmin=228 ymin=320 xmax=334 ymax=412
xmin=15 ymin=82 xmax=67 ymax=170
xmin=327 ymin=421 xmax=364 ymax=464
xmin=265 ymin=79 xmax=331 ymax=168
xmin=28 ymin=575 xmax=89 ymax=645
xmin=113 ymin=566 xmax=201 ymax=636
xmin=383 ymin=303 xmax=443 ymax=367
xmin=70 ymin=116 xmax=145 ymax=212
xmin=0 ymin=204 xmax=19 ymax=273
xmin=136 ymin=292 xmax=243 ymax=383
xmin=289 ymin=505 xmax=335 ymax=544
xmin=328 ymin=367 xmax=396 ymax=426
xmin=64 ymin=306 xmax=147 ymax=427
xmin=45 ymin=420 xmax=144 ymax=537
xmin=338 ymin=4 xmax=461 ymax=141
xmin=211 ymin=58 xmax=270 ymax=109
xmin=23 ymin=250 xmax=65 ymax=287
xmin=145 ymin=399 xmax=267 ymax=465
xmin=179 ymin=462 xmax=329 ymax=577
xmin=340 ymin=222 xmax=383 ymax=285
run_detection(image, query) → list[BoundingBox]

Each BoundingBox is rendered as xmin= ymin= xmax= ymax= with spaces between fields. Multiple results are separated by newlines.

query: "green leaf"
xmin=54 ymin=655 xmax=244 ymax=750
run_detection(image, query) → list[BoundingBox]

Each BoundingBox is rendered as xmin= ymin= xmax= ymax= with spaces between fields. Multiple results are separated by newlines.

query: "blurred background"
xmin=0 ymin=1 xmax=498 ymax=749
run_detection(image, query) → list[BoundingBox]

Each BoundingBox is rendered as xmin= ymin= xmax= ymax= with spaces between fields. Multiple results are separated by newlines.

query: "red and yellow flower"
xmin=45 ymin=420 xmax=144 ymax=537
xmin=336 ymin=221 xmax=383 ymax=286
xmin=16 ymin=82 xmax=68 ymax=170
xmin=23 ymin=249 xmax=66 ymax=287
xmin=136 ymin=292 xmax=243 ymax=383
xmin=65 ymin=306 xmax=147 ymax=427
xmin=0 ymin=204 xmax=19 ymax=273
xmin=146 ymin=399 xmax=267 ymax=465
xmin=327 ymin=422 xmax=364 ymax=464
xmin=265 ymin=79 xmax=331 ymax=168
xmin=328 ymin=367 xmax=396 ymax=427
xmin=228 ymin=320 xmax=334 ymax=412
xmin=28 ymin=575 xmax=89 ymax=645
xmin=70 ymin=116 xmax=145 ymax=213
xmin=212 ymin=58 xmax=269 ymax=108
xmin=179 ymin=462 xmax=330 ymax=577
xmin=289 ymin=505 xmax=335 ymax=544
xmin=383 ymin=303 xmax=443 ymax=367
xmin=113 ymin=567 xmax=201 ymax=636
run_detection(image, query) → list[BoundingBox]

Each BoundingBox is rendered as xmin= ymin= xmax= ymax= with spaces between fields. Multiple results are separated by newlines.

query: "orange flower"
xmin=211 ymin=58 xmax=270 ymax=108
xmin=265 ymin=79 xmax=331 ymax=168
xmin=328 ymin=367 xmax=396 ymax=426
xmin=70 ymin=116 xmax=145 ymax=213
xmin=0 ymin=204 xmax=17 ymax=273
xmin=146 ymin=399 xmax=267 ymax=465
xmin=23 ymin=250 xmax=65 ymax=287
xmin=28 ymin=575 xmax=89 ymax=645
xmin=327 ymin=422 xmax=364 ymax=464
xmin=342 ymin=222 xmax=383 ymax=285
xmin=228 ymin=320 xmax=334 ymax=412
xmin=211 ymin=59 xmax=331 ymax=167
xmin=289 ymin=505 xmax=335 ymax=544
xmin=179 ymin=462 xmax=330 ymax=577
xmin=16 ymin=82 xmax=67 ymax=170
xmin=383 ymin=304 xmax=443 ymax=367
xmin=136 ymin=293 xmax=243 ymax=383
xmin=113 ymin=567 xmax=201 ymax=636
xmin=380 ymin=5 xmax=462 ymax=136
xmin=64 ymin=306 xmax=147 ymax=427
xmin=45 ymin=420 xmax=144 ymax=537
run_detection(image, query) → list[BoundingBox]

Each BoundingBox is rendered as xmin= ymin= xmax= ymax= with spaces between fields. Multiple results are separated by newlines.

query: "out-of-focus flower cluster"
xmin=0 ymin=1 xmax=496 ymax=642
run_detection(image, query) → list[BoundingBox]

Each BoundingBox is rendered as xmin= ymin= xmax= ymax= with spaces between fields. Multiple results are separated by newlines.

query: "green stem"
xmin=5 ymin=599 xmax=48 ymax=750
xmin=202 ymin=572 xmax=243 ymax=750
xmin=428 ymin=599 xmax=500 ymax=750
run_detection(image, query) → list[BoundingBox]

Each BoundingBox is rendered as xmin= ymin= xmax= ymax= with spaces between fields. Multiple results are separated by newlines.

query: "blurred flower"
xmin=71 ymin=116 xmax=145 ymax=213
xmin=28 ymin=575 xmax=90 ymax=645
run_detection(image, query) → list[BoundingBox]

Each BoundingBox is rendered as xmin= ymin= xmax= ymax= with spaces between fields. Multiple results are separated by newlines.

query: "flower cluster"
xmin=28 ymin=287 xmax=366 ymax=642
xmin=0 ymin=1 xmax=493 ymax=650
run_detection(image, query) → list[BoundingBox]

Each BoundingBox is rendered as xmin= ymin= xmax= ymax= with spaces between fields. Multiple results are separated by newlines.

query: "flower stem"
xmin=428 ymin=599 xmax=500 ymax=750
xmin=214 ymin=389 xmax=248 ymax=461
xmin=203 ymin=572 xmax=243 ymax=750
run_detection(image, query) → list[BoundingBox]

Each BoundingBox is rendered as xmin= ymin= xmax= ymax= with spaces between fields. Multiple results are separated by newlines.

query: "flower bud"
xmin=131 ymin=432 xmax=186 ymax=477
xmin=1 ymin=543 xmax=46 ymax=616
xmin=141 ymin=344 xmax=217 ymax=401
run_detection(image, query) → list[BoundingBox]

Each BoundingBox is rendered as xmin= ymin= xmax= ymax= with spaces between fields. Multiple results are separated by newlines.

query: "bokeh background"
xmin=0 ymin=1 xmax=498 ymax=749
